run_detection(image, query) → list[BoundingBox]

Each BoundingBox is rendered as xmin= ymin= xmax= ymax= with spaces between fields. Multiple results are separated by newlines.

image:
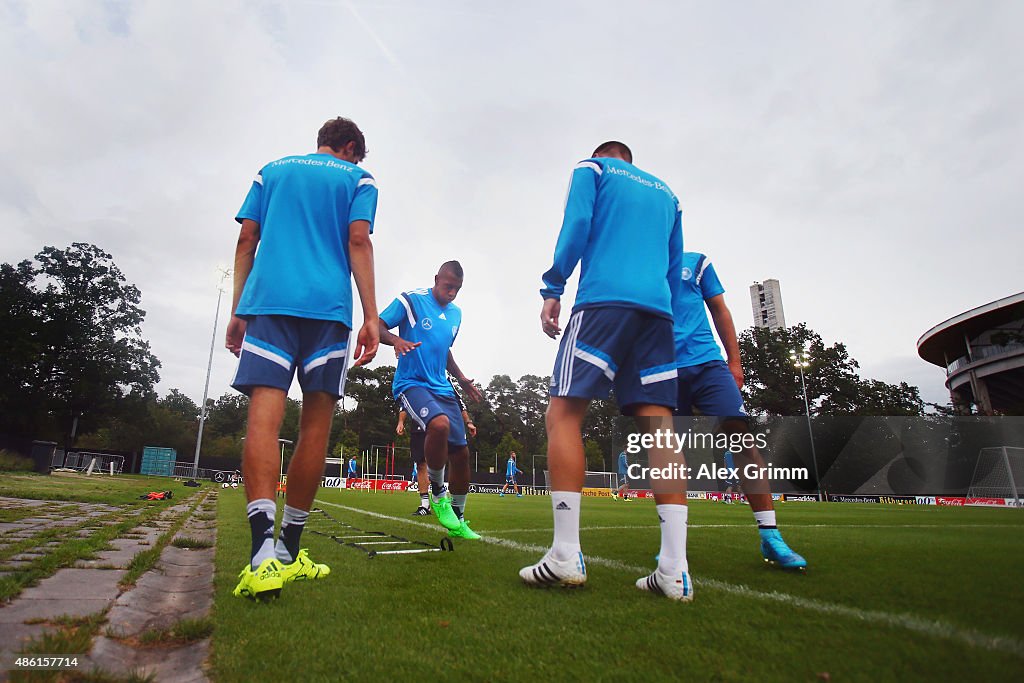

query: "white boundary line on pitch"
xmin=316 ymin=499 xmax=1024 ymax=660
xmin=478 ymin=523 xmax=1019 ymax=534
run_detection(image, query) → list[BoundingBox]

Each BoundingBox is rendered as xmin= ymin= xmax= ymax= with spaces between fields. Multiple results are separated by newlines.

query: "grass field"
xmin=0 ymin=471 xmax=196 ymax=506
xmin=212 ymin=489 xmax=1024 ymax=681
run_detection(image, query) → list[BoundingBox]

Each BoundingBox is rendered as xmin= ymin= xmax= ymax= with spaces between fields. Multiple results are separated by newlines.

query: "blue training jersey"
xmin=618 ymin=451 xmax=628 ymax=473
xmin=540 ymin=157 xmax=683 ymax=319
xmin=235 ymin=153 xmax=378 ymax=328
xmin=673 ymin=252 xmax=727 ymax=368
xmin=381 ymin=288 xmax=463 ymax=399
xmin=506 ymin=458 xmax=520 ymax=476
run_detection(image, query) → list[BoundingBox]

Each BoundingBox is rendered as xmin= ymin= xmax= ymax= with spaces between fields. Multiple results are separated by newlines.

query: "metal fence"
xmin=59 ymin=451 xmax=125 ymax=474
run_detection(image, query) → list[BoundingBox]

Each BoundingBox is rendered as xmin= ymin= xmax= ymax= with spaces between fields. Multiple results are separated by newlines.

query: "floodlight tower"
xmin=789 ymin=349 xmax=822 ymax=502
xmin=191 ymin=268 xmax=232 ymax=480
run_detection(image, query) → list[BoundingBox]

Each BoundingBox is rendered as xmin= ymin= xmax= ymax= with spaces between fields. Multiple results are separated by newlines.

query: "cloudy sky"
xmin=2 ymin=0 xmax=1022 ymax=409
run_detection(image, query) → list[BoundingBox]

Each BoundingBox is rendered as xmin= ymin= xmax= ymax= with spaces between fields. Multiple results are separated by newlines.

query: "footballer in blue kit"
xmin=672 ymin=251 xmax=806 ymax=570
xmin=613 ymin=450 xmax=632 ymax=501
xmin=397 ymin=378 xmax=476 ymax=516
xmin=226 ymin=117 xmax=380 ymax=602
xmin=500 ymin=452 xmax=523 ymax=497
xmin=380 ymin=261 xmax=484 ymax=540
xmin=522 ymin=141 xmax=693 ymax=601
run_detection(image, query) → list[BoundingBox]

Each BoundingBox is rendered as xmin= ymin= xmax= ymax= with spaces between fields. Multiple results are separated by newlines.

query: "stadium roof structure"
xmin=917 ymin=291 xmax=1024 ymax=415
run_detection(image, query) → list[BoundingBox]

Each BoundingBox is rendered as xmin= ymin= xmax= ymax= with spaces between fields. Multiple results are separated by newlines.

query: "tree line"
xmin=1 ymin=243 xmax=928 ymax=471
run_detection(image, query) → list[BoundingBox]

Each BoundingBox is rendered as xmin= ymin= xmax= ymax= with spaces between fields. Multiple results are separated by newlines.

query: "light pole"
xmin=191 ymin=268 xmax=232 ymax=480
xmin=278 ymin=438 xmax=293 ymax=484
xmin=789 ymin=349 xmax=822 ymax=502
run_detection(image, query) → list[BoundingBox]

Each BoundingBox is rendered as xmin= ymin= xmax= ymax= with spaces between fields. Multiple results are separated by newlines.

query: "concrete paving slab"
xmin=90 ymin=636 xmax=209 ymax=683
xmin=0 ymin=621 xmax=47 ymax=653
xmin=0 ymin=492 xmax=216 ymax=681
xmin=73 ymin=545 xmax=139 ymax=569
xmin=160 ymin=547 xmax=214 ymax=567
xmin=18 ymin=568 xmax=126 ymax=601
xmin=0 ymin=597 xmax=113 ymax=624
xmin=108 ymin=538 xmax=148 ymax=552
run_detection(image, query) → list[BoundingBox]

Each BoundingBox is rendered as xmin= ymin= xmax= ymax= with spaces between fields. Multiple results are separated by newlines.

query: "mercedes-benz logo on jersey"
xmin=421 ymin=317 xmax=433 ymax=330
xmin=419 ymin=407 xmax=429 ymax=418
xmin=681 ymin=267 xmax=693 ymax=280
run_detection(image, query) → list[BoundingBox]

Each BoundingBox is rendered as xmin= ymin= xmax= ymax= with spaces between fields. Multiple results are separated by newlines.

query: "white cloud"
xmin=1 ymin=0 xmax=1020 ymax=410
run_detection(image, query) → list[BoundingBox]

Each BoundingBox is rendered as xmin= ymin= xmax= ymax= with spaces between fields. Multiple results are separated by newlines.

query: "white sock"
xmin=656 ymin=504 xmax=689 ymax=576
xmin=550 ymin=491 xmax=582 ymax=561
xmin=754 ymin=510 xmax=777 ymax=529
xmin=428 ymin=466 xmax=447 ymax=497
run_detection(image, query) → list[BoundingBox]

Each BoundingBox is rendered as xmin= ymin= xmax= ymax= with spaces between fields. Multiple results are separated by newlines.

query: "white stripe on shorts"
xmin=573 ymin=347 xmax=615 ymax=381
xmin=303 ymin=348 xmax=348 ymax=374
xmin=241 ymin=340 xmax=292 ymax=371
xmin=400 ymin=393 xmax=428 ymax=431
xmin=338 ymin=330 xmax=353 ymax=397
xmin=558 ymin=311 xmax=584 ymax=396
xmin=640 ymin=370 xmax=677 ymax=385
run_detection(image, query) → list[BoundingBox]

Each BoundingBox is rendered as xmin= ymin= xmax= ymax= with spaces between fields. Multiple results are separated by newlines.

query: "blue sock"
xmin=274 ymin=505 xmax=309 ymax=564
xmin=451 ymin=493 xmax=467 ymax=520
xmin=247 ymin=499 xmax=277 ymax=570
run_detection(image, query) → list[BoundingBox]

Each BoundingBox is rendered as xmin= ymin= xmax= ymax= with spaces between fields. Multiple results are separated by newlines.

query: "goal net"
xmin=542 ymin=470 xmax=619 ymax=493
xmin=967 ymin=447 xmax=1024 ymax=503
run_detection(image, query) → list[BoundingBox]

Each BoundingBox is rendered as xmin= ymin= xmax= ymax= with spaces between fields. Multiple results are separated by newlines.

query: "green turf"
xmin=0 ymin=472 xmax=190 ymax=505
xmin=211 ymin=490 xmax=1024 ymax=681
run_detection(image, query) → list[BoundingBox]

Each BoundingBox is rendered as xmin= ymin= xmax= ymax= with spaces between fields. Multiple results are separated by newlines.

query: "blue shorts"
xmin=398 ymin=386 xmax=467 ymax=448
xmin=675 ymin=360 xmax=748 ymax=421
xmin=232 ymin=315 xmax=351 ymax=399
xmin=549 ymin=306 xmax=677 ymax=413
xmin=506 ymin=475 xmax=517 ymax=484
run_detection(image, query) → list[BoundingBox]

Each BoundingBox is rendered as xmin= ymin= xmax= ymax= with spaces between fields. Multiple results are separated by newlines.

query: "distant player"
xmin=500 ymin=452 xmax=524 ymax=497
xmin=613 ymin=450 xmax=631 ymax=501
xmin=380 ymin=261 xmax=484 ymax=540
xmin=521 ymin=141 xmax=692 ymax=600
xmin=672 ymin=251 xmax=806 ymax=569
xmin=398 ymin=378 xmax=476 ymax=515
xmin=347 ymin=455 xmax=358 ymax=481
xmin=226 ymin=117 xmax=378 ymax=601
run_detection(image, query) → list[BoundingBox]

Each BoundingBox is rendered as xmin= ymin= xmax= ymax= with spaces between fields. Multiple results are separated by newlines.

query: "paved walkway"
xmin=0 ymin=489 xmax=218 ymax=682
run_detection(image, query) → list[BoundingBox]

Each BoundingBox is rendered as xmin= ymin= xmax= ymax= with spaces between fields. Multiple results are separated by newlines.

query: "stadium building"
xmin=749 ymin=278 xmax=786 ymax=330
xmin=917 ymin=291 xmax=1024 ymax=415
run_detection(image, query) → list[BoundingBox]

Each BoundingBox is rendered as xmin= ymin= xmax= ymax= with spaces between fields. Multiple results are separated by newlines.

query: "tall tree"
xmin=738 ymin=323 xmax=924 ymax=416
xmin=854 ymin=380 xmax=925 ymax=416
xmin=159 ymin=389 xmax=200 ymax=422
xmin=343 ymin=365 xmax=399 ymax=449
xmin=0 ymin=261 xmax=45 ymax=434
xmin=205 ymin=392 xmax=249 ymax=442
xmin=0 ymin=244 xmax=161 ymax=442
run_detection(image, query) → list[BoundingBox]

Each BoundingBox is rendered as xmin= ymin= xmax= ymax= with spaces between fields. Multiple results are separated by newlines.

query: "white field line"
xmin=316 ymin=499 xmax=1024 ymax=659
xmin=479 ymin=523 xmax=1018 ymax=534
